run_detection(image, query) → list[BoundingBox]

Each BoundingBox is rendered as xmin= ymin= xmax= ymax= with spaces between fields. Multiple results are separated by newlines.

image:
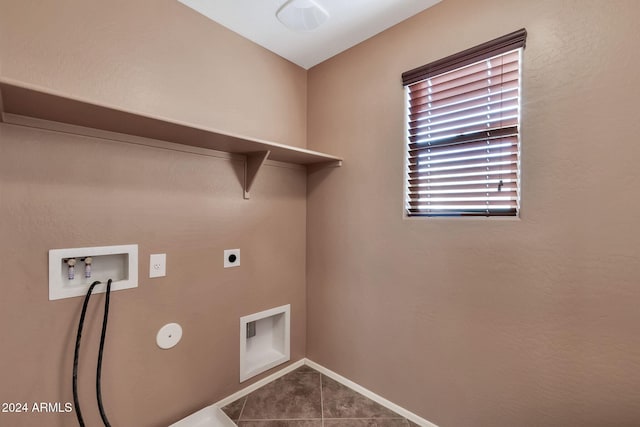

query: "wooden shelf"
xmin=0 ymin=79 xmax=342 ymax=198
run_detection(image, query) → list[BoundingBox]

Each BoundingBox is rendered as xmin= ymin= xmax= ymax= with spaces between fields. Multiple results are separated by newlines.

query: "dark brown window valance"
xmin=402 ymin=28 xmax=527 ymax=87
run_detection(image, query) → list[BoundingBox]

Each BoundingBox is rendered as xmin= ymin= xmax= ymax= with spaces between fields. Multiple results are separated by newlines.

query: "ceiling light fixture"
xmin=276 ymin=0 xmax=330 ymax=32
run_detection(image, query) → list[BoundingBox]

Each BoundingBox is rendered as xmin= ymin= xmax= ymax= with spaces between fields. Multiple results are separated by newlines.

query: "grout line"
xmin=320 ymin=373 xmax=324 ymax=427
xmin=237 ymin=396 xmax=248 ymax=422
xmin=304 ymin=359 xmax=437 ymax=427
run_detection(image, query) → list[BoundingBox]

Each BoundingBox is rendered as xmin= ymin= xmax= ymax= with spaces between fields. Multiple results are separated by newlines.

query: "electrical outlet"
xmin=224 ymin=249 xmax=240 ymax=268
xmin=149 ymin=253 xmax=166 ymax=278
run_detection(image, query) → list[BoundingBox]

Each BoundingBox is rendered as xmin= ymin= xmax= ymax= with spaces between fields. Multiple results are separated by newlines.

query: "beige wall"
xmin=0 ymin=0 xmax=307 ymax=148
xmin=0 ymin=1 xmax=308 ymax=426
xmin=307 ymin=0 xmax=640 ymax=426
xmin=0 ymin=124 xmax=307 ymax=427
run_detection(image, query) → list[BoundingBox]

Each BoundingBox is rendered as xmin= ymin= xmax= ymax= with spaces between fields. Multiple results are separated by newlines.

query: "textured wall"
xmin=0 ymin=0 xmax=307 ymax=148
xmin=0 ymin=124 xmax=307 ymax=427
xmin=0 ymin=1 xmax=308 ymax=426
xmin=306 ymin=0 xmax=640 ymax=426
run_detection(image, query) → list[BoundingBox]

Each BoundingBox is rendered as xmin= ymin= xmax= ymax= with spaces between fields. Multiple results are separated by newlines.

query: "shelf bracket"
xmin=244 ymin=150 xmax=271 ymax=199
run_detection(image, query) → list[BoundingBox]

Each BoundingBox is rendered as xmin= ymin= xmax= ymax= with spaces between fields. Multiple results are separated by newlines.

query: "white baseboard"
xmin=214 ymin=359 xmax=305 ymax=408
xmin=304 ymin=358 xmax=438 ymax=427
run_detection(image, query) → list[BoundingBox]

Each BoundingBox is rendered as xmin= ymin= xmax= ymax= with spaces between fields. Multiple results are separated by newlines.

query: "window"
xmin=402 ymin=29 xmax=527 ymax=217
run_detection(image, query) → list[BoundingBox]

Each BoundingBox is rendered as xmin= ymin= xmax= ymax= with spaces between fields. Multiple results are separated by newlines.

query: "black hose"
xmin=73 ymin=279 xmax=113 ymax=427
xmin=73 ymin=280 xmax=101 ymax=427
xmin=96 ymin=278 xmax=112 ymax=427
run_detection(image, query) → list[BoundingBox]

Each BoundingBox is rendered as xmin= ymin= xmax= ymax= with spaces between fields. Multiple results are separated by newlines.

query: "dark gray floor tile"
xmin=237 ymin=420 xmax=322 ymax=427
xmin=240 ymin=371 xmax=321 ymax=419
xmin=321 ymin=375 xmax=403 ymax=419
xmin=324 ymin=419 xmax=409 ymax=427
xmin=221 ymin=396 xmax=246 ymax=421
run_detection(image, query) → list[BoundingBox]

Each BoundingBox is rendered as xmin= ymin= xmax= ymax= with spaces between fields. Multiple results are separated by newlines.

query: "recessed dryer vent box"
xmin=240 ymin=304 xmax=290 ymax=382
xmin=48 ymin=244 xmax=138 ymax=300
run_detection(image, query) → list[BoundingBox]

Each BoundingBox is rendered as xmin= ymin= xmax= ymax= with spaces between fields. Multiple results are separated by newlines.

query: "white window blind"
xmin=402 ymin=29 xmax=527 ymax=217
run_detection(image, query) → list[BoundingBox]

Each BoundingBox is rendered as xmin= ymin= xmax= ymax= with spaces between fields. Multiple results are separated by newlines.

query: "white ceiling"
xmin=178 ymin=0 xmax=442 ymax=69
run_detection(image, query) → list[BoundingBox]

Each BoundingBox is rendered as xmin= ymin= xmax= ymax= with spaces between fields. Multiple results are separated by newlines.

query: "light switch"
xmin=149 ymin=253 xmax=166 ymax=278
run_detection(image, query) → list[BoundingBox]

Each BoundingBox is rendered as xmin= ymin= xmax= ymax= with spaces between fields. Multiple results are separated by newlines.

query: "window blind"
xmin=402 ymin=29 xmax=526 ymax=217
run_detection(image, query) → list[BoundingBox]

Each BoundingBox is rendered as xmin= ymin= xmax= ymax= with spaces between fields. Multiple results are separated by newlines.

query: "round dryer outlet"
xmin=156 ymin=323 xmax=183 ymax=349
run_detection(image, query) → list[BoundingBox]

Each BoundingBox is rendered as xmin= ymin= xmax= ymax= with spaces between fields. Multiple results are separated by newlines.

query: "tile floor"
xmin=222 ymin=365 xmax=420 ymax=426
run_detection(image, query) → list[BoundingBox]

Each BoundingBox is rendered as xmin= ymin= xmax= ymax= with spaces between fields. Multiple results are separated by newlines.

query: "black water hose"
xmin=73 ymin=281 xmax=101 ymax=427
xmin=96 ymin=278 xmax=112 ymax=427
xmin=72 ymin=279 xmax=113 ymax=426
